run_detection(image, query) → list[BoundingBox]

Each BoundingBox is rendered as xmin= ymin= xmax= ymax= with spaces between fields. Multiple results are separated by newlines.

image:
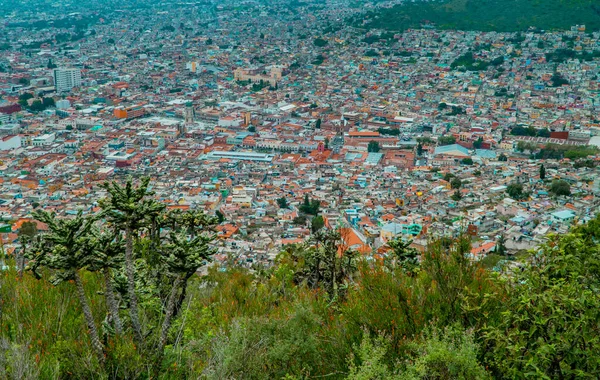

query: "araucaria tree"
xmin=26 ymin=211 xmax=105 ymax=365
xmin=99 ymin=177 xmax=165 ymax=345
xmin=155 ymin=229 xmax=216 ymax=370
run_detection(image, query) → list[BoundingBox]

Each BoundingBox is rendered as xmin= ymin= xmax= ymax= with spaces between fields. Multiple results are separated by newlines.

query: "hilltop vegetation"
xmin=358 ymin=0 xmax=600 ymax=32
xmin=1 ymin=177 xmax=600 ymax=378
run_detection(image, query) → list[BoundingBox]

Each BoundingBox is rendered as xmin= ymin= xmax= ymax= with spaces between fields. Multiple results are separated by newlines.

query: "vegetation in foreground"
xmin=356 ymin=0 xmax=600 ymax=32
xmin=1 ymin=177 xmax=599 ymax=379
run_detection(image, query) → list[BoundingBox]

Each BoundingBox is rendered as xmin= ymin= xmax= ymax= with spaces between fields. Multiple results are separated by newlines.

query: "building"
xmin=53 ymin=68 xmax=82 ymax=93
xmin=114 ymin=104 xmax=147 ymax=119
xmin=0 ymin=135 xmax=21 ymax=151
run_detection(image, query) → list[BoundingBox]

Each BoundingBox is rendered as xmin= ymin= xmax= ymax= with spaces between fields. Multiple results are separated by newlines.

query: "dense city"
xmin=1 ymin=0 xmax=600 ymax=378
xmin=1 ymin=1 xmax=598 ymax=270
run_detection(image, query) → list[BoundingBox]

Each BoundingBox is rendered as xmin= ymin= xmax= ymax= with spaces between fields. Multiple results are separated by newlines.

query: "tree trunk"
xmin=103 ymin=267 xmax=123 ymax=335
xmin=74 ymin=271 xmax=105 ymax=365
xmin=173 ymin=271 xmax=194 ymax=320
xmin=125 ymin=225 xmax=143 ymax=345
xmin=155 ymin=274 xmax=183 ymax=374
xmin=17 ymin=245 xmax=25 ymax=279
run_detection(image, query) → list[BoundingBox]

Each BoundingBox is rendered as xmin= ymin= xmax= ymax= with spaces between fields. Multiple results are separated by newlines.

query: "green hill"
xmin=361 ymin=0 xmax=600 ymax=32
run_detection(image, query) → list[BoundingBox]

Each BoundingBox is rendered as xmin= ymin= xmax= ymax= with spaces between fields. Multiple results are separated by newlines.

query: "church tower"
xmin=184 ymin=102 xmax=195 ymax=124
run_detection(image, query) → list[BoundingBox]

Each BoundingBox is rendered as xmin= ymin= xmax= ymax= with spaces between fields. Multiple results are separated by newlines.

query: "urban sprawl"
xmin=1 ymin=1 xmax=599 ymax=270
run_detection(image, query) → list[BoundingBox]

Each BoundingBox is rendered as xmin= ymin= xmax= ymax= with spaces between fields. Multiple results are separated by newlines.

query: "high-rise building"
xmin=53 ymin=68 xmax=82 ymax=93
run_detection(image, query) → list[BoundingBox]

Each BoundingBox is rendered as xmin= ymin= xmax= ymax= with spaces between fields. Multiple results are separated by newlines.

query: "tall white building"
xmin=53 ymin=68 xmax=82 ymax=93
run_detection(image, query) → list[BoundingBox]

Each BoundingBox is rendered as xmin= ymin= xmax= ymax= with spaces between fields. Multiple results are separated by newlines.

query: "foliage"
xmin=506 ymin=182 xmax=529 ymax=200
xmin=451 ymin=190 xmax=462 ymax=202
xmin=451 ymin=52 xmax=490 ymax=71
xmin=450 ymin=177 xmax=462 ymax=189
xmin=359 ymin=0 xmax=600 ymax=32
xmin=277 ymin=197 xmax=289 ymax=209
xmin=549 ymin=179 xmax=571 ymax=196
xmin=299 ymin=194 xmax=320 ymax=215
xmin=311 ymin=215 xmax=325 ymax=234
xmin=4 ymin=181 xmax=600 ymax=379
xmin=367 ymin=140 xmax=380 ymax=152
xmin=313 ymin=38 xmax=328 ymax=47
xmin=402 ymin=326 xmax=490 ymax=379
xmin=510 ymin=125 xmax=550 ymax=137
xmin=437 ymin=136 xmax=456 ymax=146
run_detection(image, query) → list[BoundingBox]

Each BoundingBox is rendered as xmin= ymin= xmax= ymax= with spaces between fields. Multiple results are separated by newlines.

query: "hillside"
xmin=1 ymin=177 xmax=600 ymax=378
xmin=360 ymin=0 xmax=600 ymax=32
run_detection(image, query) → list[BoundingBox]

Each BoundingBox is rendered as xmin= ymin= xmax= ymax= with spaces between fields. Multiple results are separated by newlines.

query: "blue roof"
xmin=475 ymin=149 xmax=497 ymax=159
xmin=434 ymin=144 xmax=469 ymax=156
xmin=365 ymin=153 xmax=384 ymax=164
xmin=551 ymin=210 xmax=576 ymax=219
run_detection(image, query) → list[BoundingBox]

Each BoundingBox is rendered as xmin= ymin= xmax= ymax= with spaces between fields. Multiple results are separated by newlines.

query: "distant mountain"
xmin=359 ymin=0 xmax=600 ymax=32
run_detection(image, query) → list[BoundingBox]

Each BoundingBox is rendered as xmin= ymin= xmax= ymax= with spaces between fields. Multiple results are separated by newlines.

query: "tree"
xmin=311 ymin=215 xmax=325 ymax=234
xmin=550 ymin=71 xmax=569 ymax=87
xmin=42 ymin=97 xmax=55 ymax=108
xmin=315 ymin=118 xmax=321 ymax=129
xmin=417 ymin=143 xmax=423 ymax=156
xmin=47 ymin=59 xmax=57 ymax=69
xmin=215 ymin=210 xmax=225 ymax=223
xmin=248 ymin=125 xmax=256 ymax=133
xmin=155 ymin=228 xmax=216 ymax=373
xmin=324 ymin=137 xmax=330 ymax=149
xmin=386 ymin=238 xmax=419 ymax=275
xmin=451 ymin=190 xmax=462 ymax=202
xmin=299 ymin=194 xmax=320 ymax=215
xmin=17 ymin=221 xmax=37 ymax=278
xmin=539 ymin=164 xmax=546 ymax=180
xmin=367 ymin=141 xmax=380 ymax=153
xmin=277 ymin=197 xmax=289 ymax=209
xmin=461 ymin=158 xmax=473 ymax=165
xmin=27 ymin=211 xmax=105 ymax=365
xmin=483 ymin=224 xmax=600 ymax=378
xmin=498 ymin=153 xmax=508 ymax=161
xmin=29 ymin=100 xmax=44 ymax=112
xmin=87 ymin=229 xmax=125 ymax=335
xmin=506 ymin=183 xmax=526 ymax=200
xmin=206 ymin=38 xmax=213 ymax=45
xmin=549 ymin=179 xmax=570 ymax=196
xmin=438 ymin=136 xmax=456 ymax=146
xmin=438 ymin=102 xmax=448 ymax=110
xmin=292 ymin=215 xmax=307 ymax=225
xmin=313 ymin=38 xmax=328 ymax=47
xmin=98 ymin=177 xmax=165 ymax=346
xmin=450 ymin=177 xmax=462 ymax=189
xmin=473 ymin=137 xmax=483 ymax=149
xmin=495 ymin=234 xmax=506 ymax=257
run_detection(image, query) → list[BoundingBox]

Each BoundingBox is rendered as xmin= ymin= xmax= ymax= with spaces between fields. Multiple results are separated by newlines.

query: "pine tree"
xmin=539 ymin=164 xmax=546 ymax=180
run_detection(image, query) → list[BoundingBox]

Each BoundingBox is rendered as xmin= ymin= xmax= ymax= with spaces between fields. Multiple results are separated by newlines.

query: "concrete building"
xmin=53 ymin=68 xmax=82 ymax=93
xmin=0 ymin=135 xmax=21 ymax=151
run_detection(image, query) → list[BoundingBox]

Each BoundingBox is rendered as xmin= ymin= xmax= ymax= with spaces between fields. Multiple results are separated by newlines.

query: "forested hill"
xmin=358 ymin=0 xmax=600 ymax=32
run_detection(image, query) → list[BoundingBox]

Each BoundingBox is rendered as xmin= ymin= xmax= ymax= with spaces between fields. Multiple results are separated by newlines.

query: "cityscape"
xmin=1 ymin=0 xmax=600 ymax=378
